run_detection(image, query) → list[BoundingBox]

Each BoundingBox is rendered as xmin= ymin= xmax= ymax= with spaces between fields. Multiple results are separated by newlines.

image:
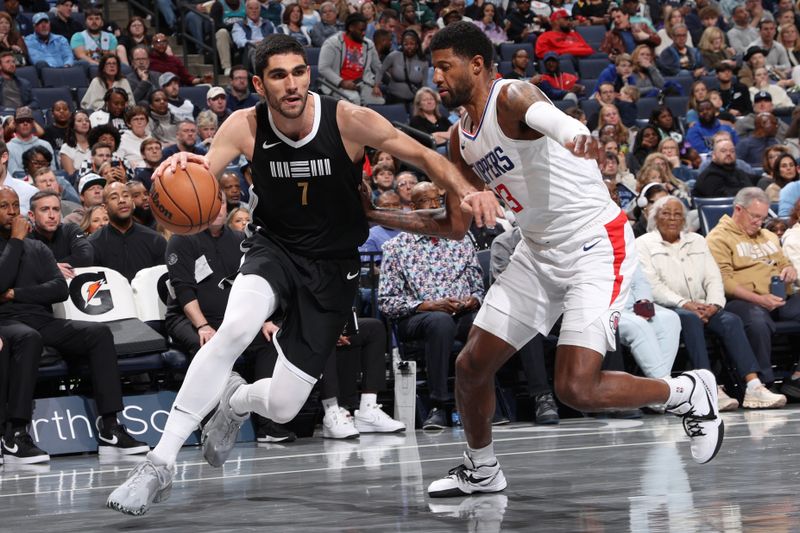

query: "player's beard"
xmin=133 ymin=205 xmax=154 ymax=227
xmin=440 ymin=73 xmax=473 ymax=109
xmin=268 ymin=90 xmax=308 ymax=119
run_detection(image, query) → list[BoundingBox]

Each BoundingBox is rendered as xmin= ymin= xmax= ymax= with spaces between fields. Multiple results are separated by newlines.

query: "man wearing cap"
xmin=0 ymin=139 xmax=38 ymax=214
xmin=735 ymin=90 xmax=791 ymax=140
xmin=159 ymin=72 xmax=197 ymax=122
xmin=0 ymin=51 xmax=39 ymax=110
xmin=6 ymin=107 xmax=55 ymax=177
xmin=436 ymin=0 xmax=473 ymax=28
xmin=727 ymin=6 xmax=758 ymax=55
xmin=63 ymin=173 xmax=105 ymax=225
xmin=535 ymin=9 xmax=594 ymax=58
xmin=50 ymin=0 xmax=85 ymax=41
xmin=206 ymin=86 xmax=232 ymax=125
xmin=747 ymin=19 xmax=791 ymax=74
xmin=148 ymin=33 xmax=208 ymax=87
xmin=26 ymin=189 xmax=93 ymax=279
xmin=160 ymin=120 xmax=207 ymax=161
xmin=715 ymin=62 xmax=753 ymax=117
xmin=70 ymin=8 xmax=118 ymax=65
xmin=534 ymin=51 xmax=584 ymax=103
xmin=23 ymin=12 xmax=74 ymax=69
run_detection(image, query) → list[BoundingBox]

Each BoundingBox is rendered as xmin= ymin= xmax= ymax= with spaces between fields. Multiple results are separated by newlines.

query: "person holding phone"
xmin=706 ymin=187 xmax=800 ymax=400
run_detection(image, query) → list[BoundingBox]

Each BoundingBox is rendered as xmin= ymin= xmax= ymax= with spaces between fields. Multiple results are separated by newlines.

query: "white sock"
xmin=360 ymin=393 xmax=377 ymax=411
xmin=149 ymin=407 xmax=202 ymax=466
xmin=746 ymin=378 xmax=763 ymax=392
xmin=229 ymin=381 xmax=266 ymax=417
xmin=322 ymin=397 xmax=339 ymax=417
xmin=663 ymin=375 xmax=693 ymax=408
xmin=467 ymin=442 xmax=496 ymax=466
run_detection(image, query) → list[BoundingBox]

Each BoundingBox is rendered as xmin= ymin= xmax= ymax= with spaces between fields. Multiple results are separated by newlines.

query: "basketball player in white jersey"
xmin=367 ymin=22 xmax=723 ymax=498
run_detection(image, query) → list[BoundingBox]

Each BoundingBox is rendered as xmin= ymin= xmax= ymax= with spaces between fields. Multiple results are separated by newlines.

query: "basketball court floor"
xmin=2 ymin=407 xmax=799 ymax=532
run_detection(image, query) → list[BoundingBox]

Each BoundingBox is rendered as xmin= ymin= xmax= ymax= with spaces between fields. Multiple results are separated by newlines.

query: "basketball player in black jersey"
xmin=107 ymin=34 xmax=500 ymax=516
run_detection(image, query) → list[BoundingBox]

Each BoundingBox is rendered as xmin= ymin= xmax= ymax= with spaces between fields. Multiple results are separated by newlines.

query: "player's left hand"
xmin=566 ymin=134 xmax=599 ymax=160
xmin=460 ymin=190 xmax=504 ymax=229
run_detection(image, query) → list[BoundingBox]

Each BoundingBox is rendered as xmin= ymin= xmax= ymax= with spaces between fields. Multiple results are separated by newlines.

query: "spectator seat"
xmin=40 ymin=66 xmax=88 ymax=89
xmin=577 ymin=57 xmax=607 ymax=79
xmin=368 ymin=103 xmax=409 ymax=124
xmin=16 ymin=65 xmax=40 ymax=88
xmin=499 ymin=42 xmax=534 ymax=61
xmin=31 ymin=87 xmax=72 ymax=113
xmin=575 ymin=25 xmax=606 ymax=49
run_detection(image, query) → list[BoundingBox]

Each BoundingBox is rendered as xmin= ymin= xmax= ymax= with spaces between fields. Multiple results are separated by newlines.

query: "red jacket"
xmin=535 ymin=30 xmax=594 ymax=58
xmin=540 ymin=71 xmax=579 ymax=91
xmin=148 ymin=51 xmax=195 ymax=86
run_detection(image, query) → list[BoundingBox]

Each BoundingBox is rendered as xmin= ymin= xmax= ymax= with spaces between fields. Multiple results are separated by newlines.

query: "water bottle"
xmin=451 ymin=411 xmax=462 ymax=427
xmin=770 ymin=276 xmax=786 ymax=299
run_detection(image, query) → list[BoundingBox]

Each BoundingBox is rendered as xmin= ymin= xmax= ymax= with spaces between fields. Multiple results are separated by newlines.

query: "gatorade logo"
xmin=70 ymin=272 xmax=114 ymax=315
xmin=151 ymin=190 xmax=173 ymax=220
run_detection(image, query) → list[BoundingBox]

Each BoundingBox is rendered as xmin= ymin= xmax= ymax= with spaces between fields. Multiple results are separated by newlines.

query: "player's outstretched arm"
xmin=339 ymin=103 xmax=503 ymax=229
xmin=360 ymin=175 xmax=470 ymax=239
xmin=501 ymin=81 xmax=599 ymax=160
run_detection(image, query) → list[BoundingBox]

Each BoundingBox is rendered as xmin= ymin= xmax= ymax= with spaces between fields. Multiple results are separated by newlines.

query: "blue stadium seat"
xmin=178 ymin=86 xmax=209 ymax=112
xmin=31 ymin=87 xmax=73 ymax=112
xmin=667 ymin=75 xmax=694 ymax=95
xmin=698 ymin=203 xmax=734 ymax=235
xmin=16 ymin=65 xmax=40 ymax=88
xmin=578 ymin=58 xmax=608 ymax=79
xmin=499 ymin=42 xmax=534 ymax=61
xmin=40 ymin=66 xmax=88 ymax=88
xmin=498 ymin=60 xmax=537 ymax=77
xmin=700 ymin=75 xmax=719 ymax=90
xmin=575 ymin=25 xmax=606 ymax=48
xmin=664 ymin=96 xmax=689 ymax=118
xmin=368 ymin=103 xmax=409 ymax=124
xmin=306 ymin=47 xmax=321 ymax=65
xmin=76 ymin=87 xmax=88 ymax=108
xmin=309 ymin=64 xmax=319 ymax=90
xmin=636 ymin=96 xmax=660 ymax=119
xmin=559 ymin=57 xmax=576 ymax=74
xmin=579 ymin=97 xmax=601 ymax=118
xmin=554 ymin=99 xmax=578 ymax=112
xmin=581 ymin=78 xmax=597 ymax=95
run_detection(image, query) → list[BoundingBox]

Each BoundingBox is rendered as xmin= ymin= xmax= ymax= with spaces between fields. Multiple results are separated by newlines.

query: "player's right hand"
xmin=154 ymin=152 xmax=211 ymax=180
xmin=10 ymin=215 xmax=29 ymax=240
xmin=566 ymin=135 xmax=599 ymax=160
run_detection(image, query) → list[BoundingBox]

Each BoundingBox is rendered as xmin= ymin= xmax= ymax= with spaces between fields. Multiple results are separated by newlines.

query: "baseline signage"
xmin=31 ymin=392 xmax=255 ymax=456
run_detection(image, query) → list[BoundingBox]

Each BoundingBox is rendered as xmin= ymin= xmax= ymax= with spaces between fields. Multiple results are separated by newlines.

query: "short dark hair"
xmin=85 ymin=7 xmax=102 ymax=18
xmin=30 ymin=189 xmax=60 ymax=211
xmin=230 ymin=64 xmax=249 ymax=77
xmin=88 ymin=124 xmax=121 ymax=150
xmin=379 ymin=8 xmax=398 ymax=22
xmin=253 ymin=34 xmax=307 ymax=77
xmin=345 ymin=12 xmax=367 ymax=29
xmin=0 ymin=50 xmax=14 ymax=61
xmin=21 ymin=145 xmax=52 ymax=170
xmin=430 ymin=21 xmax=493 ymax=70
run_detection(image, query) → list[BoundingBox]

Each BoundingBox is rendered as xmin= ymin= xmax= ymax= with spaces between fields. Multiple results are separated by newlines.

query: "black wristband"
xmin=195 ymin=323 xmax=209 ymax=331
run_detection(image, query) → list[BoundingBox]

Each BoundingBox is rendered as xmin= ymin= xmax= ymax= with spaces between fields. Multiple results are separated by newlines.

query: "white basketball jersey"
xmin=458 ymin=79 xmax=618 ymax=246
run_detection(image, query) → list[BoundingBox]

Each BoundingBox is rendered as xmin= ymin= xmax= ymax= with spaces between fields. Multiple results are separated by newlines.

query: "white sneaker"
xmin=666 ymin=369 xmax=724 ymax=464
xmin=201 ymin=372 xmax=249 ymax=467
xmin=106 ymin=458 xmax=175 ymax=516
xmin=717 ymin=385 xmax=740 ymax=411
xmin=428 ymin=452 xmax=507 ymax=498
xmin=354 ymin=404 xmax=406 ymax=433
xmin=742 ymin=384 xmax=787 ymax=409
xmin=322 ymin=407 xmax=359 ymax=439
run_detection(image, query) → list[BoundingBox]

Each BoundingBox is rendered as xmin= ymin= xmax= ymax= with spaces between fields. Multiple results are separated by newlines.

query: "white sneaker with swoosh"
xmin=428 ymin=452 xmax=507 ymax=497
xmin=98 ymin=424 xmax=150 ymax=456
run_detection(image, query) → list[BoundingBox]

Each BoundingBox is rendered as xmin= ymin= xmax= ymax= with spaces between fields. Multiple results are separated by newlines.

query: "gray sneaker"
xmin=202 ymin=372 xmax=249 ymax=467
xmin=106 ymin=458 xmax=175 ymax=516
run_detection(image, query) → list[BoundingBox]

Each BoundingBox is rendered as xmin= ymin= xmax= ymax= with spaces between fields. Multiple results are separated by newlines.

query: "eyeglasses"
xmin=741 ymin=207 xmax=767 ymax=222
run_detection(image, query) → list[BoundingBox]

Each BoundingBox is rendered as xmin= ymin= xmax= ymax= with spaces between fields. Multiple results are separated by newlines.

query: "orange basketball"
xmin=150 ymin=162 xmax=223 ymax=235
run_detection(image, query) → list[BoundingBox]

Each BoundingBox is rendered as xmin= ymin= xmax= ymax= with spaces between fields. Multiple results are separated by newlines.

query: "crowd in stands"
xmin=2 ymin=0 xmax=800 ymax=461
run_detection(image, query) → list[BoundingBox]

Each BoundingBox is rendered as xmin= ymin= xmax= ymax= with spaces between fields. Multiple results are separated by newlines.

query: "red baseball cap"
xmin=550 ymin=9 xmax=570 ymax=22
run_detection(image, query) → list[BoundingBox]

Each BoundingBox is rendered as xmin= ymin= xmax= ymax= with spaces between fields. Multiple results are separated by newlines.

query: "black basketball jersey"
xmin=250 ymin=94 xmax=368 ymax=258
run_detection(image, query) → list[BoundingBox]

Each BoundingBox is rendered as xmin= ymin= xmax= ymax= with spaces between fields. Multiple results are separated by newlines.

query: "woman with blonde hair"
xmin=685 ymin=80 xmax=709 ymax=126
xmin=698 ymin=26 xmax=739 ymax=71
xmin=779 ymin=22 xmax=800 ymax=66
xmin=630 ymin=45 xmax=665 ymax=97
xmin=594 ymin=104 xmax=631 ymax=149
xmin=227 ymin=206 xmax=251 ymax=232
xmin=409 ymin=87 xmax=451 ymax=146
xmin=79 ymin=205 xmax=110 ymax=235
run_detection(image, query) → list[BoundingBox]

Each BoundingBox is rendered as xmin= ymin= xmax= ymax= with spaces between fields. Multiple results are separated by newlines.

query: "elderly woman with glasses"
xmin=636 ymin=195 xmax=787 ymax=410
